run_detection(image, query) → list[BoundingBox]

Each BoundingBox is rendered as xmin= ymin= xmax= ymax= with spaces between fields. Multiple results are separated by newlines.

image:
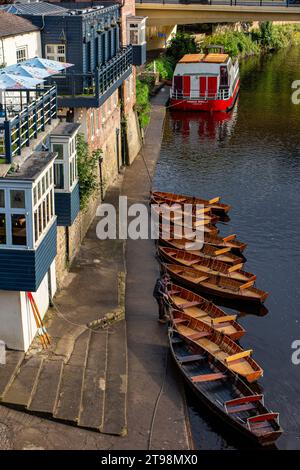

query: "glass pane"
xmin=50 ymin=190 xmax=54 ymax=218
xmin=53 ymin=143 xmax=64 ymax=160
xmin=34 ymin=210 xmax=38 ymax=243
xmin=54 ymin=163 xmax=64 ymax=189
xmin=33 ymin=186 xmax=37 ymax=206
xmin=0 ymin=214 xmax=6 ymax=244
xmin=43 ymin=200 xmax=47 ymax=229
xmin=38 ymin=205 xmax=43 ymax=235
xmin=10 ymin=190 xmax=25 ymax=209
xmin=0 ymin=189 xmax=4 ymax=208
xmin=11 ymin=214 xmax=26 ymax=246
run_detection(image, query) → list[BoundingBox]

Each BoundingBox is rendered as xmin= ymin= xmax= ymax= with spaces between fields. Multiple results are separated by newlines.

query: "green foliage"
xmin=136 ymin=78 xmax=151 ymax=129
xmin=76 ymin=133 xmax=100 ymax=209
xmin=251 ymin=23 xmax=300 ymax=51
xmin=165 ymin=33 xmax=198 ymax=63
xmin=202 ymin=31 xmax=259 ymax=58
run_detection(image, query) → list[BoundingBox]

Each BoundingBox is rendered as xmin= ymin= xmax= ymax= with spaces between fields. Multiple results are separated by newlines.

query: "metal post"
xmin=4 ymin=120 xmax=12 ymax=163
xmin=41 ymin=93 xmax=45 ymax=132
xmin=34 ymin=101 xmax=38 ymax=139
xmin=26 ymin=107 xmax=30 ymax=147
xmin=17 ymin=117 xmax=21 ymax=155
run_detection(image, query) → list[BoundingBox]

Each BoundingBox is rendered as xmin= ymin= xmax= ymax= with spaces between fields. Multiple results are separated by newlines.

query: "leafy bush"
xmin=76 ymin=133 xmax=100 ymax=209
xmin=202 ymin=31 xmax=259 ymax=57
xmin=165 ymin=33 xmax=198 ymax=63
xmin=146 ymin=56 xmax=175 ymax=80
xmin=136 ymin=79 xmax=151 ymax=129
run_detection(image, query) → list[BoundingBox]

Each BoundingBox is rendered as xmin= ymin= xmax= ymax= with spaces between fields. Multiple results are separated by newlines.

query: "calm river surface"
xmin=153 ymin=47 xmax=300 ymax=450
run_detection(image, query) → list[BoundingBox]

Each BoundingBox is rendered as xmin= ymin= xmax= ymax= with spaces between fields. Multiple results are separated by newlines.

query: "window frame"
xmin=16 ymin=46 xmax=28 ymax=63
xmin=45 ymin=44 xmax=66 ymax=62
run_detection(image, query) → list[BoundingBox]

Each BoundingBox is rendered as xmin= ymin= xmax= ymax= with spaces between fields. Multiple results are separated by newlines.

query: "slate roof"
xmin=0 ymin=10 xmax=40 ymax=38
xmin=1 ymin=2 xmax=67 ymax=16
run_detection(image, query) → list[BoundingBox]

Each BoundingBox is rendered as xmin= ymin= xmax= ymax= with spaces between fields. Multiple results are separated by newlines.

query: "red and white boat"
xmin=170 ymin=49 xmax=240 ymax=112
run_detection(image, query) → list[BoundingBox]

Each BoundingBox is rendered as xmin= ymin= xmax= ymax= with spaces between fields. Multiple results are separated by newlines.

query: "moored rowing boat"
xmin=171 ymin=309 xmax=262 ymax=383
xmin=158 ymin=246 xmax=253 ymax=282
xmin=167 ymin=283 xmax=245 ymax=340
xmin=163 ymin=263 xmax=268 ymax=304
xmin=151 ymin=191 xmax=230 ymax=215
xmin=169 ymin=329 xmax=282 ymax=445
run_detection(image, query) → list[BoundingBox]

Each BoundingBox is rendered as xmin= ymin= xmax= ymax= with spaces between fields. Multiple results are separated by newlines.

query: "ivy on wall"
xmin=76 ymin=133 xmax=101 ymax=210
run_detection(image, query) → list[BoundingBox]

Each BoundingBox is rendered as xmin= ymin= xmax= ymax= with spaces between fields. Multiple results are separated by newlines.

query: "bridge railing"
xmin=137 ymin=0 xmax=300 ymax=6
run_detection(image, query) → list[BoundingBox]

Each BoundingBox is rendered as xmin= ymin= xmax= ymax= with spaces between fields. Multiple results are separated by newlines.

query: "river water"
xmin=153 ymin=47 xmax=300 ymax=450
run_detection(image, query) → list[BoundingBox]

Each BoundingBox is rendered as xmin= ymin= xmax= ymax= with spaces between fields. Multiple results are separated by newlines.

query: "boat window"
xmin=220 ymin=66 xmax=228 ymax=87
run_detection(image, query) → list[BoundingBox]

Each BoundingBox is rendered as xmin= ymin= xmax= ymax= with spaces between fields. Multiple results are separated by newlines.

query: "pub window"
xmin=46 ymin=44 xmax=66 ymax=62
xmin=54 ymin=162 xmax=64 ymax=189
xmin=53 ymin=143 xmax=64 ymax=159
xmin=0 ymin=214 xmax=6 ymax=244
xmin=34 ymin=210 xmax=38 ymax=243
xmin=0 ymin=189 xmax=4 ymax=208
xmin=16 ymin=46 xmax=28 ymax=63
xmin=10 ymin=190 xmax=25 ymax=209
xmin=11 ymin=214 xmax=27 ymax=246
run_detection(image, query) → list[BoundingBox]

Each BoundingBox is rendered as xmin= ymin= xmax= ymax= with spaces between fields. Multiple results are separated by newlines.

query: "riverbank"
xmin=0 ymin=86 xmax=192 ymax=450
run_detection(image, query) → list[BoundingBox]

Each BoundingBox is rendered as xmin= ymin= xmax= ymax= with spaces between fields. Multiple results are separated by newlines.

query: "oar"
xmin=223 ymin=234 xmax=236 ymax=242
xmin=27 ymin=292 xmax=51 ymax=346
xmin=214 ymin=247 xmax=232 ymax=256
xmin=26 ymin=293 xmax=47 ymax=349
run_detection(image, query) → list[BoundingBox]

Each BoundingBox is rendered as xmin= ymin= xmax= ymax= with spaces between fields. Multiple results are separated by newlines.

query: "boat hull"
xmin=170 ymin=79 xmax=240 ymax=112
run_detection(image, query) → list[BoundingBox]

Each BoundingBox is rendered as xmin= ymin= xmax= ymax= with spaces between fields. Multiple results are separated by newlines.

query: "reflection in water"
xmin=154 ymin=47 xmax=300 ymax=450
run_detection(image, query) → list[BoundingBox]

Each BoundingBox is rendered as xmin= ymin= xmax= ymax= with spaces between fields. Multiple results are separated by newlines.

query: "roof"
xmin=0 ymin=10 xmax=40 ymax=38
xmin=179 ymin=54 xmax=205 ymax=64
xmin=179 ymin=53 xmax=229 ymax=64
xmin=1 ymin=2 xmax=68 ymax=16
xmin=50 ymin=122 xmax=81 ymax=138
xmin=3 ymin=152 xmax=56 ymax=181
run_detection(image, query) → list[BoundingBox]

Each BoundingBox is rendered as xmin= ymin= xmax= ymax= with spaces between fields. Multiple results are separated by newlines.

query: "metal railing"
xmin=0 ymin=86 xmax=57 ymax=163
xmin=49 ymin=46 xmax=133 ymax=102
xmin=170 ymin=86 xmax=231 ymax=100
xmin=137 ymin=0 xmax=300 ymax=6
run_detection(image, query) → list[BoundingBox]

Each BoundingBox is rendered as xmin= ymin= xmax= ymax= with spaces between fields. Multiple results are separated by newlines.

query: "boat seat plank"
xmin=180 ymin=301 xmax=201 ymax=309
xmin=172 ymin=318 xmax=188 ymax=325
xmin=187 ymin=332 xmax=210 ymax=341
xmin=191 ymin=372 xmax=226 ymax=383
xmin=182 ymin=259 xmax=200 ymax=266
xmin=178 ymin=354 xmax=206 ymax=364
xmin=227 ymin=403 xmax=257 ymax=414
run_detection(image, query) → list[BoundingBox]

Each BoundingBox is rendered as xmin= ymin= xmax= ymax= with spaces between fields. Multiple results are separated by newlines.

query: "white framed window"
xmin=51 ymin=137 xmax=78 ymax=194
xmin=16 ymin=46 xmax=28 ymax=63
xmin=45 ymin=44 xmax=66 ymax=62
xmin=32 ymin=166 xmax=55 ymax=247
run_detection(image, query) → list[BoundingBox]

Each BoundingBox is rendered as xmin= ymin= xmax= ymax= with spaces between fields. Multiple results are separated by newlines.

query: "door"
xmin=190 ymin=75 xmax=199 ymax=99
xmin=173 ymin=76 xmax=183 ymax=98
xmin=183 ymin=76 xmax=191 ymax=98
xmin=207 ymin=76 xmax=218 ymax=98
xmin=199 ymin=76 xmax=207 ymax=98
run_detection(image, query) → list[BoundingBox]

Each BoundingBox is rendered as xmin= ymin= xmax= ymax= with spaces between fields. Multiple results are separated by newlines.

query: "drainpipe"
xmin=98 ymin=154 xmax=104 ymax=201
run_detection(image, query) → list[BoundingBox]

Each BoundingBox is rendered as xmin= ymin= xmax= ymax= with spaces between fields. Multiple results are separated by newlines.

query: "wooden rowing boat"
xmin=151 ymin=195 xmax=220 ymax=224
xmin=169 ymin=329 xmax=282 ymax=445
xmin=171 ymin=309 xmax=262 ymax=383
xmin=159 ymin=234 xmax=244 ymax=266
xmin=167 ymin=283 xmax=245 ymax=340
xmin=151 ymin=191 xmax=231 ymax=215
xmin=158 ymin=224 xmax=247 ymax=254
xmin=158 ymin=246 xmax=254 ymax=282
xmin=151 ymin=204 xmax=219 ymax=235
xmin=163 ymin=263 xmax=269 ymax=304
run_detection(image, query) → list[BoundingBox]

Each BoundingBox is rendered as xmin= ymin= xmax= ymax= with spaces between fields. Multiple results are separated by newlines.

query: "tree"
xmin=165 ymin=33 xmax=198 ymax=63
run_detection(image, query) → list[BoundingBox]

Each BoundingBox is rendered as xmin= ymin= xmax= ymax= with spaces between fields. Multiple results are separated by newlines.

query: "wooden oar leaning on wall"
xmin=27 ymin=292 xmax=51 ymax=348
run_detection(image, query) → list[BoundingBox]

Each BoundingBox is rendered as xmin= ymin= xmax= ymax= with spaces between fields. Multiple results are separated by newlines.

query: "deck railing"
xmin=137 ymin=0 xmax=300 ymax=6
xmin=49 ymin=46 xmax=133 ymax=106
xmin=170 ymin=86 xmax=231 ymax=100
xmin=0 ymin=86 xmax=57 ymax=163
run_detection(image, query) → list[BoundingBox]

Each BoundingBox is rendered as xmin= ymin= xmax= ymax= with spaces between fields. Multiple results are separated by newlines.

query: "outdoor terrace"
xmin=0 ymin=86 xmax=57 ymax=164
xmin=49 ymin=46 xmax=133 ymax=108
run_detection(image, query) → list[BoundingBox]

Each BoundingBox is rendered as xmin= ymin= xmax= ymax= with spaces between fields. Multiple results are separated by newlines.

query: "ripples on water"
xmin=153 ymin=47 xmax=300 ymax=450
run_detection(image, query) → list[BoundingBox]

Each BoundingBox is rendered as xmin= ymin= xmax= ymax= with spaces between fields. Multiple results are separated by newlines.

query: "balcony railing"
xmin=0 ymin=86 xmax=57 ymax=164
xmin=49 ymin=46 xmax=133 ymax=108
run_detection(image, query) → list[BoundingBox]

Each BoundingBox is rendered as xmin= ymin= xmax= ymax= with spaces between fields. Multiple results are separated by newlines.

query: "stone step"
xmin=53 ymin=330 xmax=90 ymax=423
xmin=2 ymin=357 xmax=43 ymax=408
xmin=27 ymin=360 xmax=63 ymax=414
xmin=0 ymin=351 xmax=25 ymax=400
xmin=101 ymin=320 xmax=127 ymax=435
xmin=78 ymin=329 xmax=108 ymax=430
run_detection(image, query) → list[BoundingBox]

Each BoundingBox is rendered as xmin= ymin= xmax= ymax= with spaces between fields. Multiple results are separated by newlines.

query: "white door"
xmin=190 ymin=75 xmax=199 ymax=99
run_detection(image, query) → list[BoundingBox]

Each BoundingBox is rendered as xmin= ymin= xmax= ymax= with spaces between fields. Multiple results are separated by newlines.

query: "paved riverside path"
xmin=0 ymin=87 xmax=192 ymax=449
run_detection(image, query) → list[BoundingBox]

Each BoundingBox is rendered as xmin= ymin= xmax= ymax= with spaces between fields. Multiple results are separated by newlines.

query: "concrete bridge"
xmin=136 ymin=1 xmax=300 ymax=26
xmin=136 ymin=1 xmax=300 ymax=49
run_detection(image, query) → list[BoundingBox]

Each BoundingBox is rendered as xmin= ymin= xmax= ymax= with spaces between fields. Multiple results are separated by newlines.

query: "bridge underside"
xmin=136 ymin=4 xmax=300 ymax=26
